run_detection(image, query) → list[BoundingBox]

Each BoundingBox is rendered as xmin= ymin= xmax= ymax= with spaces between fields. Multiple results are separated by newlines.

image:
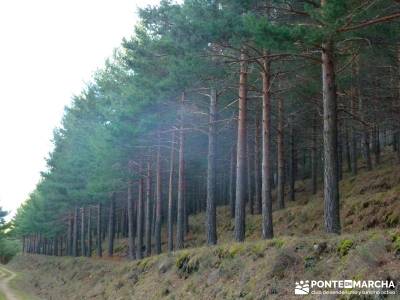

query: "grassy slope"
xmin=8 ymin=151 xmax=400 ymax=300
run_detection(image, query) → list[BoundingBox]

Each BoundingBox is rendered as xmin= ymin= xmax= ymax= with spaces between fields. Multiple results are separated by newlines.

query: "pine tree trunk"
xmin=277 ymin=94 xmax=285 ymax=209
xmin=54 ymin=237 xmax=58 ymax=256
xmin=127 ymin=180 xmax=135 ymax=259
xmin=321 ymin=38 xmax=341 ymax=234
xmin=261 ymin=53 xmax=273 ymax=239
xmin=97 ymin=203 xmax=102 ymax=257
xmin=247 ymin=129 xmax=253 ymax=214
xmin=136 ymin=171 xmax=144 ymax=259
xmin=177 ymin=92 xmax=186 ymax=249
xmin=345 ymin=120 xmax=352 ymax=172
xmin=87 ymin=207 xmax=92 ymax=257
xmin=72 ymin=207 xmax=78 ymax=257
xmin=350 ymin=60 xmax=358 ymax=176
xmin=168 ymin=132 xmax=175 ymax=252
xmin=289 ymin=119 xmax=296 ymax=201
xmin=68 ymin=212 xmax=73 ymax=256
xmin=338 ymin=122 xmax=343 ymax=181
xmin=60 ymin=236 xmax=64 ymax=256
xmin=234 ymin=51 xmax=248 ymax=242
xmin=183 ymin=173 xmax=188 ymax=235
xmin=107 ymin=194 xmax=115 ymax=257
xmin=254 ymin=113 xmax=261 ymax=214
xmin=145 ymin=162 xmax=152 ymax=256
xmin=373 ymin=125 xmax=381 ymax=165
xmin=358 ymin=83 xmax=372 ymax=171
xmin=155 ymin=140 xmax=163 ymax=254
xmin=115 ymin=207 xmax=120 ymax=239
xmin=206 ymin=88 xmax=217 ymax=245
xmin=81 ymin=207 xmax=86 ymax=257
xmin=120 ymin=205 xmax=126 ymax=238
xmin=229 ymin=145 xmax=235 ymax=218
xmin=152 ymin=191 xmax=156 ymax=237
xmin=311 ymin=115 xmax=318 ymax=194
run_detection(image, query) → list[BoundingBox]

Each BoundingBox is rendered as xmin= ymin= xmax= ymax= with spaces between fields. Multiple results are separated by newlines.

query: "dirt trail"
xmin=0 ymin=266 xmax=18 ymax=300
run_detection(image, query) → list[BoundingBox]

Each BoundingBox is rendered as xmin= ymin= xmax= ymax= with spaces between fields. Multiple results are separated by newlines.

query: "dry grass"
xmin=7 ymin=150 xmax=400 ymax=299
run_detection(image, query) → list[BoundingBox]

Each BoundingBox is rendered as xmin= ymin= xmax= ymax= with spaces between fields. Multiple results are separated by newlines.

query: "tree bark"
xmin=167 ymin=132 xmax=175 ymax=252
xmin=120 ymin=205 xmax=126 ymax=238
xmin=154 ymin=139 xmax=163 ymax=254
xmin=81 ymin=207 xmax=86 ymax=257
xmin=350 ymin=59 xmax=358 ymax=176
xmin=261 ymin=53 xmax=273 ymax=239
xmin=277 ymin=93 xmax=285 ymax=209
xmin=321 ymin=38 xmax=341 ymax=234
xmin=54 ymin=237 xmax=58 ymax=256
xmin=373 ymin=125 xmax=381 ymax=165
xmin=234 ymin=51 xmax=248 ymax=242
xmin=246 ymin=128 xmax=253 ymax=214
xmin=67 ymin=212 xmax=73 ymax=256
xmin=338 ymin=122 xmax=343 ymax=181
xmin=288 ymin=118 xmax=296 ymax=201
xmin=206 ymin=88 xmax=217 ymax=245
xmin=177 ymin=92 xmax=186 ymax=249
xmin=97 ymin=203 xmax=102 ymax=257
xmin=107 ymin=193 xmax=116 ymax=257
xmin=358 ymin=78 xmax=372 ymax=171
xmin=254 ymin=112 xmax=262 ymax=214
xmin=344 ymin=120 xmax=352 ymax=172
xmin=127 ymin=180 xmax=135 ymax=259
xmin=311 ymin=115 xmax=318 ymax=194
xmin=72 ymin=207 xmax=78 ymax=257
xmin=145 ymin=162 xmax=152 ymax=256
xmin=87 ymin=207 xmax=92 ymax=257
xmin=136 ymin=170 xmax=144 ymax=259
xmin=229 ymin=145 xmax=235 ymax=218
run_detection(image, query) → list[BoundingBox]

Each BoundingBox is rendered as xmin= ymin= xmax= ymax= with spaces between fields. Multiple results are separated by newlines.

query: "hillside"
xmin=7 ymin=151 xmax=400 ymax=299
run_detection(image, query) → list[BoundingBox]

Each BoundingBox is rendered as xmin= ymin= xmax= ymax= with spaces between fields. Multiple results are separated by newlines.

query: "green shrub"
xmin=0 ymin=238 xmax=19 ymax=263
xmin=337 ymin=239 xmax=354 ymax=257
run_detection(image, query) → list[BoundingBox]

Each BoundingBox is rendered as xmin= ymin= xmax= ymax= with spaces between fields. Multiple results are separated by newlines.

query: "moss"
xmin=337 ymin=239 xmax=354 ymax=257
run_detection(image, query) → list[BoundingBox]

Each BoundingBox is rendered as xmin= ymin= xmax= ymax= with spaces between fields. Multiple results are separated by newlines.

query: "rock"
xmin=207 ymin=269 xmax=220 ymax=286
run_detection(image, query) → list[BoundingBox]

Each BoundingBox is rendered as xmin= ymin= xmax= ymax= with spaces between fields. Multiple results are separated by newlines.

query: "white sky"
xmin=0 ymin=0 xmax=159 ymax=218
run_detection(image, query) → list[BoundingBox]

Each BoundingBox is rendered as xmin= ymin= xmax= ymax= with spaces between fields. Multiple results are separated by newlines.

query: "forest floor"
xmin=6 ymin=151 xmax=400 ymax=299
xmin=0 ymin=265 xmax=34 ymax=300
xmin=0 ymin=266 xmax=17 ymax=300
